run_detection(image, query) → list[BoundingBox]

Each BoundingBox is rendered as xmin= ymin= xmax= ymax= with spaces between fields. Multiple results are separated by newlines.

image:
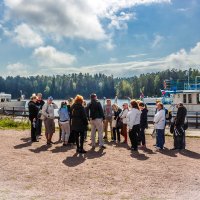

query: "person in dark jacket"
xmin=86 ymin=93 xmax=106 ymax=149
xmin=36 ymin=93 xmax=45 ymax=136
xmin=71 ymin=95 xmax=88 ymax=153
xmin=28 ymin=95 xmax=39 ymax=142
xmin=112 ymin=104 xmax=122 ymax=143
xmin=138 ymin=102 xmax=148 ymax=147
xmin=172 ymin=103 xmax=187 ymax=150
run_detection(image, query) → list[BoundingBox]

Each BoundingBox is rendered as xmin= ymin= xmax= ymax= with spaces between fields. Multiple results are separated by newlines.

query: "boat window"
xmin=1 ymin=98 xmax=5 ymax=102
xmin=188 ymin=94 xmax=192 ymax=103
xmin=197 ymin=94 xmax=200 ymax=104
xmin=183 ymin=94 xmax=187 ymax=103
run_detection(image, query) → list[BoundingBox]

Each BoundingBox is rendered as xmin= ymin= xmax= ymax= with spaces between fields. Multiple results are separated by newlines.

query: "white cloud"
xmin=108 ymin=12 xmax=135 ymax=30
xmin=33 ymin=46 xmax=76 ymax=67
xmin=151 ymin=34 xmax=164 ymax=48
xmin=4 ymin=0 xmax=171 ymax=42
xmin=104 ymin=38 xmax=116 ymax=50
xmin=13 ymin=23 xmax=44 ymax=47
xmin=6 ymin=62 xmax=30 ymax=76
xmin=109 ymin=57 xmax=118 ymax=63
xmin=50 ymin=41 xmax=200 ymax=77
xmin=127 ymin=53 xmax=147 ymax=58
xmin=9 ymin=41 xmax=199 ymax=77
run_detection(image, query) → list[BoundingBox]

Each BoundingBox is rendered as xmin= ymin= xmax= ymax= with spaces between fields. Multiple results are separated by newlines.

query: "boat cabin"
xmin=0 ymin=93 xmax=11 ymax=103
xmin=172 ymin=90 xmax=200 ymax=105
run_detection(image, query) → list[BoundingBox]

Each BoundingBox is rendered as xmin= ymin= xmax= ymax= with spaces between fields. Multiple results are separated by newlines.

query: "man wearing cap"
xmin=86 ymin=93 xmax=106 ymax=149
xmin=42 ymin=96 xmax=58 ymax=145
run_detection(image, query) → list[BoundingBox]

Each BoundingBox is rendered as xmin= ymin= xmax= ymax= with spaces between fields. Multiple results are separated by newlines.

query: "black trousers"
xmin=30 ymin=120 xmax=37 ymax=141
xmin=113 ymin=127 xmax=120 ymax=142
xmin=174 ymin=126 xmax=185 ymax=149
xmin=74 ymin=131 xmax=84 ymax=150
xmin=138 ymin=127 xmax=146 ymax=145
xmin=129 ymin=124 xmax=140 ymax=150
xmin=36 ymin=119 xmax=42 ymax=136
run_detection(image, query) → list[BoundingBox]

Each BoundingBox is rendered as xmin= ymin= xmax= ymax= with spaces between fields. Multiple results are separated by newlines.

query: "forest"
xmin=0 ymin=68 xmax=199 ymax=99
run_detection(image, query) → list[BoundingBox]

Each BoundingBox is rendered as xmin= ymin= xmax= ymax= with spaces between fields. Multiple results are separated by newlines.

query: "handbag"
xmin=116 ymin=119 xmax=123 ymax=129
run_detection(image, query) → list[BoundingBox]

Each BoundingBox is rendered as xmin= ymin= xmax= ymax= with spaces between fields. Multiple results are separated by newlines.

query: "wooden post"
xmin=13 ymin=107 xmax=15 ymax=118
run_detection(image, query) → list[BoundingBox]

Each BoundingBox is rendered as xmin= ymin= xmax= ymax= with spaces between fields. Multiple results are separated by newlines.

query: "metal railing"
xmin=0 ymin=107 xmax=200 ymax=128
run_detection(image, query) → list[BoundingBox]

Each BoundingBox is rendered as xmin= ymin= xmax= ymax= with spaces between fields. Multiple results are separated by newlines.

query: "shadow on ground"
xmin=14 ymin=137 xmax=32 ymax=149
xmin=62 ymin=148 xmax=106 ymax=167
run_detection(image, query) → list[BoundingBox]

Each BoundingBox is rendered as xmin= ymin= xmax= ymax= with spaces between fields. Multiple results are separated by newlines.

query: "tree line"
xmin=0 ymin=68 xmax=199 ymax=99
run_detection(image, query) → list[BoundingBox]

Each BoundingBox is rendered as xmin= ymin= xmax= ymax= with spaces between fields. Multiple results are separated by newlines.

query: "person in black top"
xmin=138 ymin=102 xmax=148 ymax=147
xmin=112 ymin=104 xmax=122 ymax=143
xmin=71 ymin=95 xmax=88 ymax=153
xmin=172 ymin=103 xmax=187 ymax=150
xmin=36 ymin=93 xmax=45 ymax=136
xmin=86 ymin=93 xmax=106 ymax=149
xmin=28 ymin=95 xmax=39 ymax=142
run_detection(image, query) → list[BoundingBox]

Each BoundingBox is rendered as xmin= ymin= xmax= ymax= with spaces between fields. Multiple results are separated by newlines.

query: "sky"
xmin=0 ymin=0 xmax=200 ymax=77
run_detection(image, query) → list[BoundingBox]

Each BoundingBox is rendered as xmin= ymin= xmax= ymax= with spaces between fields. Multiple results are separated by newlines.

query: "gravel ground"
xmin=0 ymin=129 xmax=200 ymax=200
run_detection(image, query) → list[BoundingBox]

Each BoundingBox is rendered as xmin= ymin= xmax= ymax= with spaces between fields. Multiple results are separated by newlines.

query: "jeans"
xmin=129 ymin=124 xmax=140 ymax=150
xmin=156 ymin=129 xmax=165 ymax=149
xmin=113 ymin=127 xmax=121 ymax=142
xmin=60 ymin=122 xmax=70 ymax=143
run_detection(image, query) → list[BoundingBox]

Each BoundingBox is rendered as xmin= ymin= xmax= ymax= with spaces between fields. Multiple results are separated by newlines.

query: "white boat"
xmin=142 ymin=77 xmax=200 ymax=114
xmin=0 ymin=92 xmax=26 ymax=114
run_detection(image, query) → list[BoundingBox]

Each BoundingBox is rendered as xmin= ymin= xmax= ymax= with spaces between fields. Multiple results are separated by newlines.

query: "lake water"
xmin=53 ymin=99 xmax=129 ymax=108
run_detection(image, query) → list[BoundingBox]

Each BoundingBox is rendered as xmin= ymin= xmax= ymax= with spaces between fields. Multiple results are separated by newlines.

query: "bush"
xmin=0 ymin=117 xmax=30 ymax=130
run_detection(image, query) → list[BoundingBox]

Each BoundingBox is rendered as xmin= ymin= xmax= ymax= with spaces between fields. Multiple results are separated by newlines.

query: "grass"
xmin=0 ymin=117 xmax=30 ymax=130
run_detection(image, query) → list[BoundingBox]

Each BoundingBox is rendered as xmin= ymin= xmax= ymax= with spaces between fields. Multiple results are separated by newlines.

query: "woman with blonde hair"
xmin=112 ymin=103 xmax=122 ymax=143
xmin=71 ymin=95 xmax=88 ymax=153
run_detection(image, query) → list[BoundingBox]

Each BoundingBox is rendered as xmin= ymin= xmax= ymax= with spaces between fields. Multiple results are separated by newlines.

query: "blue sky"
xmin=0 ymin=0 xmax=200 ymax=77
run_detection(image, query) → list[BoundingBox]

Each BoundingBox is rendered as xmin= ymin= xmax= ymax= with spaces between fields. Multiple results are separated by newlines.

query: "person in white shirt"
xmin=119 ymin=103 xmax=129 ymax=143
xmin=127 ymin=100 xmax=141 ymax=151
xmin=153 ymin=102 xmax=165 ymax=150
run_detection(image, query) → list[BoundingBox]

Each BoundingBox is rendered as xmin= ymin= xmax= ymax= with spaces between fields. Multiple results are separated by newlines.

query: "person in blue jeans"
xmin=153 ymin=103 xmax=166 ymax=150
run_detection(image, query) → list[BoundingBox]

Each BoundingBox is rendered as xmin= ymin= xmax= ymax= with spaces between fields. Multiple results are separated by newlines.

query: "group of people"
xmin=28 ymin=93 xmax=187 ymax=154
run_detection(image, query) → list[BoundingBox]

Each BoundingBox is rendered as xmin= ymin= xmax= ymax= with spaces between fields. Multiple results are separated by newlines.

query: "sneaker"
xmin=63 ymin=143 xmax=67 ymax=146
xmin=100 ymin=145 xmax=106 ymax=149
xmin=155 ymin=147 xmax=162 ymax=150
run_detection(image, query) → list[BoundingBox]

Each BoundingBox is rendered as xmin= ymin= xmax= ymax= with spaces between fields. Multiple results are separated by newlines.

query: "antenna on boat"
xmin=187 ymin=70 xmax=190 ymax=89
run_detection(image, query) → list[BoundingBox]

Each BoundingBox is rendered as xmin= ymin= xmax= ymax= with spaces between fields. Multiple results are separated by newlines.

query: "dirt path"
xmin=0 ymin=130 xmax=200 ymax=200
